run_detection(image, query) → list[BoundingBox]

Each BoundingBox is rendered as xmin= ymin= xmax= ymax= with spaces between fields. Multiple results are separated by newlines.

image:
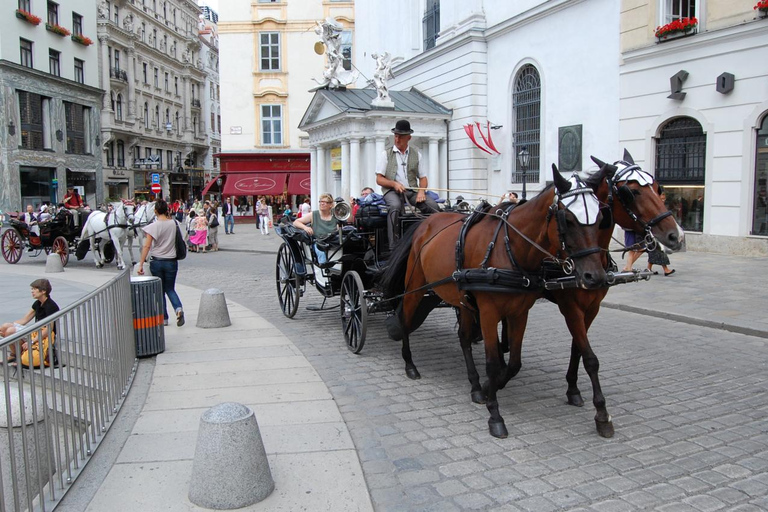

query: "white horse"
xmin=80 ymin=201 xmax=135 ymax=270
xmin=127 ymin=201 xmax=156 ymax=260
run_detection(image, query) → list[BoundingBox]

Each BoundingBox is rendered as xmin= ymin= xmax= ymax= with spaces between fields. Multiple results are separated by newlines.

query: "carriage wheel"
xmin=52 ymin=236 xmax=70 ymax=266
xmin=102 ymin=240 xmax=115 ymax=263
xmin=1 ymin=229 xmax=23 ymax=264
xmin=341 ymin=270 xmax=367 ymax=354
xmin=276 ymin=243 xmax=300 ymax=318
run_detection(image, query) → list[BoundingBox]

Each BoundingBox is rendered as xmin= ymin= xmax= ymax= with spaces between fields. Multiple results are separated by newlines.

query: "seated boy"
xmin=1 ymin=279 xmax=59 ymax=365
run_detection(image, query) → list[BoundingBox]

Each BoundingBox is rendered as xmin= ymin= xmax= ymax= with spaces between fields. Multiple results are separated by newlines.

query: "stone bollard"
xmin=188 ymin=403 xmax=274 ymax=509
xmin=196 ymin=288 xmax=231 ymax=328
xmin=0 ymin=382 xmax=54 ymax=512
xmin=45 ymin=252 xmax=64 ymax=273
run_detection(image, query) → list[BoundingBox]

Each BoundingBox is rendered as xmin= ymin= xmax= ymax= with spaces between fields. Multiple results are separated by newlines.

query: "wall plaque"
xmin=558 ymin=125 xmax=582 ymax=173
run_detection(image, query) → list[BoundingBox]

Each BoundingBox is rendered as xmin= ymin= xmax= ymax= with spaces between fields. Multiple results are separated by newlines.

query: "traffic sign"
xmin=151 ymin=183 xmax=162 ymax=194
xmin=151 ymin=173 xmax=160 ymax=184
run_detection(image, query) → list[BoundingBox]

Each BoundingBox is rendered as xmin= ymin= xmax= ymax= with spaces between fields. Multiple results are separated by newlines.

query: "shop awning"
xmin=287 ymin=173 xmax=311 ymax=195
xmin=221 ymin=173 xmax=287 ymax=196
xmin=201 ymin=177 xmax=220 ymax=195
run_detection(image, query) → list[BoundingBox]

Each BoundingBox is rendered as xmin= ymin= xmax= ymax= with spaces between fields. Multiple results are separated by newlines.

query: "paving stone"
xmin=683 ymin=494 xmax=727 ymax=512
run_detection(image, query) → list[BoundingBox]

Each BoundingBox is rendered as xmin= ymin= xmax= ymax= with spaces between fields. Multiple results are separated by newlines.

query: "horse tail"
xmin=378 ymin=219 xmax=423 ymax=307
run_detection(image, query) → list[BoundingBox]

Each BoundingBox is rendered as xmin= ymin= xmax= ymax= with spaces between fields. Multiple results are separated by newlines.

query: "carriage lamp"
xmin=518 ymin=146 xmax=530 ymax=200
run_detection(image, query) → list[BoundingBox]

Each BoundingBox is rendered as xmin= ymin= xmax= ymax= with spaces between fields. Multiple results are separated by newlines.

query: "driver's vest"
xmin=381 ymin=148 xmax=419 ymax=194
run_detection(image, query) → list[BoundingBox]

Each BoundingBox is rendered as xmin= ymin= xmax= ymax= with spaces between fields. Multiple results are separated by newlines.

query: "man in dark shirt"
xmin=1 ymin=279 xmax=59 ymax=363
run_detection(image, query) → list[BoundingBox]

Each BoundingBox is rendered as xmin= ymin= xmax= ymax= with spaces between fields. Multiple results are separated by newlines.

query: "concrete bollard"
xmin=0 ymin=382 xmax=54 ymax=512
xmin=45 ymin=252 xmax=64 ymax=273
xmin=188 ymin=403 xmax=274 ymax=509
xmin=196 ymin=288 xmax=231 ymax=328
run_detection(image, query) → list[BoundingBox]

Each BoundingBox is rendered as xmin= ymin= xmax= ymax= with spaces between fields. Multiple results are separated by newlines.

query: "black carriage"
xmin=0 ymin=209 xmax=116 ymax=266
xmin=275 ymin=199 xmax=451 ymax=354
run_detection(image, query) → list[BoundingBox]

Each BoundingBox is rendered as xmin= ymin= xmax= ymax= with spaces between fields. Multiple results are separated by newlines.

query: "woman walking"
xmin=207 ymin=202 xmax=220 ymax=251
xmin=137 ymin=199 xmax=185 ymax=327
xmin=258 ymin=196 xmax=270 ymax=235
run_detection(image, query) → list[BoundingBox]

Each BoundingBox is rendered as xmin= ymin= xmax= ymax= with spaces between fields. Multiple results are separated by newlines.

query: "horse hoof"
xmin=470 ymin=390 xmax=486 ymax=404
xmin=96 ymin=264 xmax=103 ymax=269
xmin=595 ymin=418 xmax=614 ymax=438
xmin=566 ymin=393 xmax=584 ymax=407
xmin=405 ymin=367 xmax=421 ymax=380
xmin=488 ymin=420 xmax=508 ymax=439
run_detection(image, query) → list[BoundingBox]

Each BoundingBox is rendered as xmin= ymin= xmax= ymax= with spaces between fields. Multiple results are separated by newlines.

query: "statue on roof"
xmin=312 ymin=17 xmax=357 ymax=90
xmin=371 ymin=52 xmax=400 ymax=108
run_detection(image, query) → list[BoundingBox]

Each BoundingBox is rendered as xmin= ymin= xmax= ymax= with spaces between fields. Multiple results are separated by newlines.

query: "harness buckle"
xmin=562 ymin=258 xmax=574 ymax=275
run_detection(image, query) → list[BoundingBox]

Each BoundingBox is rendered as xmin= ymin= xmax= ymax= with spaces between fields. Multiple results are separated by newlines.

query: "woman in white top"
xmin=137 ymin=199 xmax=185 ymax=327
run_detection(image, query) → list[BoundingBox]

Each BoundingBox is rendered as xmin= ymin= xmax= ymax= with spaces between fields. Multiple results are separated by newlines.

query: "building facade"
xmin=1 ymin=0 xmax=102 ymax=212
xmin=353 ymin=0 xmax=621 ymax=205
xmin=217 ymin=0 xmax=355 ymax=211
xmin=96 ymin=0 xmax=215 ymax=202
xmin=620 ymin=0 xmax=768 ymax=255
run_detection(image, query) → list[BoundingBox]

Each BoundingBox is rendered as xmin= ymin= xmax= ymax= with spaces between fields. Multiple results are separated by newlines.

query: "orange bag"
xmin=21 ymin=331 xmax=54 ymax=368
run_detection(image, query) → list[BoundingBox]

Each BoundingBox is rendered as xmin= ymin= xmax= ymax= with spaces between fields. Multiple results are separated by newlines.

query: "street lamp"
xmin=216 ymin=177 xmax=222 ymax=204
xmin=518 ymin=146 xmax=530 ymax=200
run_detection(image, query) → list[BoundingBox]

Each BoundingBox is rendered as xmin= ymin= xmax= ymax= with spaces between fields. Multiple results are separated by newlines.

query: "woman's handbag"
xmin=174 ymin=221 xmax=187 ymax=260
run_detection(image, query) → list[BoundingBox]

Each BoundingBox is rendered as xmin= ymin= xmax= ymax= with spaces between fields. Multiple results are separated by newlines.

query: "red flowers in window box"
xmin=15 ymin=9 xmax=42 ymax=25
xmin=46 ymin=23 xmax=71 ymax=36
xmin=71 ymin=34 xmax=93 ymax=46
xmin=755 ymin=1 xmax=768 ymax=13
xmin=655 ymin=17 xmax=698 ymax=39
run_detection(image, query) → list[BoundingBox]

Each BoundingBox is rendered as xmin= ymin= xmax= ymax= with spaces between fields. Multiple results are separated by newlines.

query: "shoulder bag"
xmin=174 ymin=220 xmax=187 ymax=260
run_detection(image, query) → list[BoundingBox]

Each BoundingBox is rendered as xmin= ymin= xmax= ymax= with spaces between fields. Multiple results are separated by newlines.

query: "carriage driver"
xmin=376 ymin=119 xmax=439 ymax=250
xmin=63 ymin=186 xmax=84 ymax=228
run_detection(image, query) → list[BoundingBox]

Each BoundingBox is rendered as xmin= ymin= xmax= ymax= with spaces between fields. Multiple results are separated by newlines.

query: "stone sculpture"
xmin=312 ymin=17 xmax=357 ymax=89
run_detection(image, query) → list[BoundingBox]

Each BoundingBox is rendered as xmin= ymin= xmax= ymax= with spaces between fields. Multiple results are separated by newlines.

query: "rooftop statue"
xmin=371 ymin=52 xmax=401 ymax=108
xmin=312 ymin=17 xmax=357 ymax=89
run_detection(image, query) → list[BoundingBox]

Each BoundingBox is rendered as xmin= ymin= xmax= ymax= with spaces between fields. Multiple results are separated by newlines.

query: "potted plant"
xmin=15 ymin=9 xmax=42 ymax=25
xmin=655 ymin=16 xmax=698 ymax=42
xmin=71 ymin=34 xmax=94 ymax=46
xmin=46 ymin=23 xmax=71 ymax=36
xmin=756 ymin=1 xmax=768 ymax=17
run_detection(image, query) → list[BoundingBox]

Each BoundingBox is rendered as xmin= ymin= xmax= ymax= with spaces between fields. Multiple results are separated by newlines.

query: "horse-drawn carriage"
xmin=275 ymin=198 xmax=454 ymax=353
xmin=276 ymin=151 xmax=685 ymax=440
xmin=1 ymin=209 xmax=80 ymax=266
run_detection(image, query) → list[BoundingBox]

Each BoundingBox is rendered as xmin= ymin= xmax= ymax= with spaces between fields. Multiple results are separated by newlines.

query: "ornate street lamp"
xmin=518 ymin=146 xmax=530 ymax=200
xmin=216 ymin=177 xmax=222 ymax=204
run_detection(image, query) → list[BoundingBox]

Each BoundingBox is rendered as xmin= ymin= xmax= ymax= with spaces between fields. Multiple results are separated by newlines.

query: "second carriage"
xmin=275 ymin=199 xmax=453 ymax=354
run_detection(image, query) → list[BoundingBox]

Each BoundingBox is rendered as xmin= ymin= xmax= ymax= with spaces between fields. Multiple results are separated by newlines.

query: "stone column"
xmin=439 ymin=138 xmax=448 ymax=193
xmin=341 ymin=139 xmax=350 ymax=201
xmin=349 ymin=137 xmax=361 ymax=198
xmin=315 ymin=146 xmax=326 ymax=209
xmin=310 ymin=146 xmax=317 ymax=206
xmin=428 ymin=137 xmax=439 ymax=193
xmin=99 ymin=35 xmax=112 ymax=110
xmin=126 ymin=49 xmax=136 ymax=121
xmin=365 ymin=138 xmax=377 ymax=188
xmin=184 ymin=76 xmax=192 ymax=134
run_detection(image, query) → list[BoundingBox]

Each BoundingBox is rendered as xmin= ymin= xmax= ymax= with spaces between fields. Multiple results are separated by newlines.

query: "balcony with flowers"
xmin=655 ymin=17 xmax=698 ymax=43
xmin=15 ymin=9 xmax=41 ymax=25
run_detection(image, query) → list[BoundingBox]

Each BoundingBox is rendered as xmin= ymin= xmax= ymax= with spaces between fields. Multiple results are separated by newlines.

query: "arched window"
xmin=165 ymin=108 xmax=170 ymax=124
xmin=752 ymin=114 xmax=768 ymax=235
xmin=512 ymin=64 xmax=541 ymax=185
xmin=116 ymin=94 xmax=123 ymax=120
xmin=110 ymin=92 xmax=115 ymax=111
xmin=154 ymin=105 xmax=160 ymax=128
xmin=175 ymin=111 xmax=180 ymax=134
xmin=655 ymin=117 xmax=706 ymax=232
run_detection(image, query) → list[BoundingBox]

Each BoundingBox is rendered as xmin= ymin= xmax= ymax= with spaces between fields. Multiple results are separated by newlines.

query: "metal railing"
xmin=0 ymin=270 xmax=136 ymax=512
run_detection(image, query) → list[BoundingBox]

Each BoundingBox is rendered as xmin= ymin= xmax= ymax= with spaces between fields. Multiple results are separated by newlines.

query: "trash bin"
xmin=130 ymin=276 xmax=166 ymax=357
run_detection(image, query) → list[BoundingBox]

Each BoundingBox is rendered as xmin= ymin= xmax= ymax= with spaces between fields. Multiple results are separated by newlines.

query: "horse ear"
xmin=622 ymin=149 xmax=635 ymax=165
xmin=552 ymin=164 xmax=572 ymax=194
xmin=590 ymin=156 xmax=607 ymax=168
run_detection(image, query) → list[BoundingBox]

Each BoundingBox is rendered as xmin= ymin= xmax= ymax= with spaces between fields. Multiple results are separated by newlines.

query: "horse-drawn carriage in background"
xmin=1 ymin=209 xmax=81 ymax=266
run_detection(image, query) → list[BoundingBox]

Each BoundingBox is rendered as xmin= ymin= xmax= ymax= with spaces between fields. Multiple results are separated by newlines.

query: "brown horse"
xmin=495 ymin=151 xmax=685 ymax=438
xmin=380 ymin=166 xmax=608 ymax=438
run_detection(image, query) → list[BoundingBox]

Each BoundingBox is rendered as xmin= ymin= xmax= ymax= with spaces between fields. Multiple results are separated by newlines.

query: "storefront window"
xmin=752 ymin=115 xmax=768 ymax=236
xmin=20 ymin=167 xmax=55 ymax=208
xmin=656 ymin=117 xmax=706 ymax=232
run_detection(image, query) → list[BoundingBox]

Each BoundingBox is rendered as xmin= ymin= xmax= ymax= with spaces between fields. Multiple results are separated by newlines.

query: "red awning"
xmin=287 ymin=173 xmax=311 ymax=195
xmin=201 ymin=177 xmax=220 ymax=195
xmin=221 ymin=173 xmax=287 ymax=196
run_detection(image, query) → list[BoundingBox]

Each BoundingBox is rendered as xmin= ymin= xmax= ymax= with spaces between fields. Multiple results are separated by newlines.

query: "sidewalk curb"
xmin=602 ymin=301 xmax=768 ymax=339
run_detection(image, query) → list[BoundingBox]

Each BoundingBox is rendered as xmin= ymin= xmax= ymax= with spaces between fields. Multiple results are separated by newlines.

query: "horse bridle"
xmin=608 ymin=163 xmax=673 ymax=251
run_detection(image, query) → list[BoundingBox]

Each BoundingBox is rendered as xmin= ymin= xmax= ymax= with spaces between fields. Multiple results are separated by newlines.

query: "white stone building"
xmin=1 ymin=0 xmax=103 ymax=211
xmin=620 ymin=0 xmax=768 ymax=255
xmin=349 ymin=0 xmax=621 ymax=205
xmin=198 ymin=7 xmax=220 ymax=189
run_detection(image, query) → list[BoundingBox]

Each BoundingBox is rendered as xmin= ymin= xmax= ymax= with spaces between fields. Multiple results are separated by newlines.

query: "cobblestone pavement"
xmin=11 ymin=230 xmax=767 ymax=511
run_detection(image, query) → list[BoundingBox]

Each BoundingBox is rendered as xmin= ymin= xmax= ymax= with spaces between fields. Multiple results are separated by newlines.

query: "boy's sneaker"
xmin=176 ymin=309 xmax=185 ymax=327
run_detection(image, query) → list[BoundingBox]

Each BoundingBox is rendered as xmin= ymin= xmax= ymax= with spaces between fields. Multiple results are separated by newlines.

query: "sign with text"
xmin=330 ymin=147 xmax=342 ymax=172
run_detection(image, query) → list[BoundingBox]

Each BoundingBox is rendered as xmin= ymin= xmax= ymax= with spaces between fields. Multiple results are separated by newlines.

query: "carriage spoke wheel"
xmin=276 ymin=243 xmax=300 ymax=318
xmin=52 ymin=236 xmax=70 ymax=266
xmin=341 ymin=270 xmax=367 ymax=354
xmin=1 ymin=229 xmax=23 ymax=264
